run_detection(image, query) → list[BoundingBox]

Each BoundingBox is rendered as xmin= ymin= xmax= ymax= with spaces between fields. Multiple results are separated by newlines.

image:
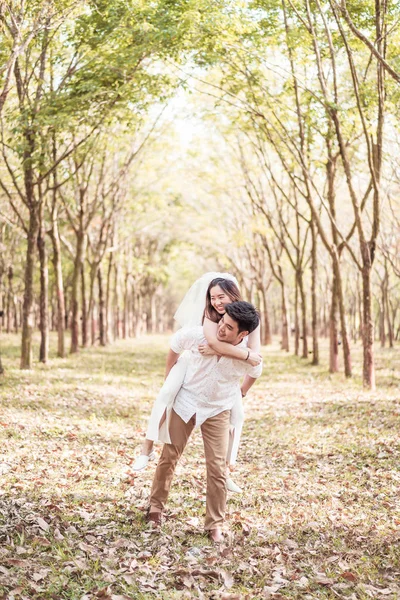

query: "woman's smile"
xmin=210 ymin=285 xmax=231 ymax=314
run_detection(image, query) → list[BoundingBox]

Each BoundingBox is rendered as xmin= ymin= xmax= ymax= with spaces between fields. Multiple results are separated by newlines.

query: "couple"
xmin=136 ymin=273 xmax=263 ymax=541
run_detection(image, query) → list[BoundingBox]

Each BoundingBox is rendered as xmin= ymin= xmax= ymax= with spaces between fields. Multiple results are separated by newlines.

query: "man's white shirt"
xmin=170 ymin=326 xmax=262 ymax=427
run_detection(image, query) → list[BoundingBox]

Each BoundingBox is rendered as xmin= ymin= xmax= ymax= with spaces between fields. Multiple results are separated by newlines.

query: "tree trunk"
xmin=294 ymin=274 xmax=299 ymax=356
xmin=361 ymin=255 xmax=375 ymax=389
xmin=281 ymin=281 xmax=289 ymax=352
xmin=86 ymin=262 xmax=99 ymax=346
xmin=81 ymin=263 xmax=88 ymax=347
xmin=70 ymin=232 xmax=84 ymax=354
xmin=91 ymin=303 xmax=97 ymax=345
xmin=123 ymin=275 xmax=129 ymax=339
xmin=38 ymin=202 xmax=49 ymax=363
xmin=259 ymin=286 xmax=272 ymax=345
xmin=105 ymin=251 xmax=114 ymax=344
xmin=297 ymin=271 xmax=308 ymax=359
xmin=386 ymin=294 xmax=394 ymax=348
xmin=383 ymin=262 xmax=393 ymax=348
xmin=334 ymin=256 xmax=352 ymax=377
xmin=98 ymin=267 xmax=105 ymax=346
xmin=114 ymin=263 xmax=120 ymax=339
xmin=329 ymin=273 xmax=339 ymax=373
xmin=310 ymin=220 xmax=319 ymax=365
xmin=379 ymin=282 xmax=385 ymax=347
xmin=49 ymin=210 xmax=65 ymax=358
xmin=21 ymin=207 xmax=40 ymax=369
xmin=6 ymin=266 xmax=13 ymax=334
xmin=358 ymin=283 xmax=363 ymax=341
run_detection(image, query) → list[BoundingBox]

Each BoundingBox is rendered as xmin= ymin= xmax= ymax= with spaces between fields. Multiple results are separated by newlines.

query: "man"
xmin=147 ymin=301 xmax=262 ymax=542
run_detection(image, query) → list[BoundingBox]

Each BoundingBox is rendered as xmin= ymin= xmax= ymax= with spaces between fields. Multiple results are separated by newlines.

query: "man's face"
xmin=217 ymin=313 xmax=248 ymax=345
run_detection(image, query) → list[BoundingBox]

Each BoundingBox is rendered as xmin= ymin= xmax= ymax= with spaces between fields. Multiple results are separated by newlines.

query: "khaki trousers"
xmin=149 ymin=409 xmax=230 ymax=530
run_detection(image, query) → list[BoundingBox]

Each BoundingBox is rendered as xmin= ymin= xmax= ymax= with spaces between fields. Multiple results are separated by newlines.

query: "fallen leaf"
xmin=341 ymin=571 xmax=358 ymax=582
xmin=220 ymin=569 xmax=234 ymax=589
xmin=36 ymin=517 xmax=50 ymax=532
xmin=315 ymin=574 xmax=334 ymax=586
xmin=32 ymin=569 xmax=49 ymax=582
xmin=6 ymin=559 xmax=27 ymax=567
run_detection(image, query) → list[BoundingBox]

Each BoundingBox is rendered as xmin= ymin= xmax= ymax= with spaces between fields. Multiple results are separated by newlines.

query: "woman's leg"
xmin=226 ymin=397 xmax=245 ymax=493
xmin=133 ymin=411 xmax=168 ymax=471
xmin=140 ymin=411 xmax=167 ymax=456
xmin=133 ymin=355 xmax=189 ymax=471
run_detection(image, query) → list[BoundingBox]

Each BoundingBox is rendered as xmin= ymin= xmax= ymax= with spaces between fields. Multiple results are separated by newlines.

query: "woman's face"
xmin=209 ymin=285 xmax=232 ymax=314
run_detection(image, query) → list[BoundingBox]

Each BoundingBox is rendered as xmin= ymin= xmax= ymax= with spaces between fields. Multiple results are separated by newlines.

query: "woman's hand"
xmin=198 ymin=343 xmax=219 ymax=356
xmin=248 ymin=352 xmax=262 ymax=367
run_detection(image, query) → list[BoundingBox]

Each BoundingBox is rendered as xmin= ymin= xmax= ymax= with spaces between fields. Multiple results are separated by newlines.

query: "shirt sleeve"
xmin=170 ymin=326 xmax=201 ymax=354
xmin=247 ymin=360 xmax=263 ymax=379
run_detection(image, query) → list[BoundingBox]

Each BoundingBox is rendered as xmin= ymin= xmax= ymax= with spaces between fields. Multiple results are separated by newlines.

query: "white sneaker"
xmin=132 ymin=451 xmax=156 ymax=472
xmin=226 ymin=477 xmax=243 ymax=494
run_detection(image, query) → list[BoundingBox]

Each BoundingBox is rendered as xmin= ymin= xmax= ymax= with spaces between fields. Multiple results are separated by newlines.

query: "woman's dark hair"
xmin=225 ymin=301 xmax=260 ymax=334
xmin=203 ymin=277 xmax=242 ymax=323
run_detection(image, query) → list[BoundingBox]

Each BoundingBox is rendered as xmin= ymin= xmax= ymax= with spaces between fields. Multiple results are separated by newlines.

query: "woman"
xmin=132 ymin=272 xmax=262 ymax=492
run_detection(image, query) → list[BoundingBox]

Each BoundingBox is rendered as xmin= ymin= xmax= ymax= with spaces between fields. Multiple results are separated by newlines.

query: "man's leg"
xmin=201 ymin=410 xmax=230 ymax=532
xmin=149 ymin=409 xmax=194 ymax=512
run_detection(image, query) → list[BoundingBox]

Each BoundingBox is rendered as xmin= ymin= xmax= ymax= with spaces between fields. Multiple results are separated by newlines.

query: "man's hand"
xmin=198 ymin=343 xmax=219 ymax=356
xmin=248 ymin=352 xmax=262 ymax=367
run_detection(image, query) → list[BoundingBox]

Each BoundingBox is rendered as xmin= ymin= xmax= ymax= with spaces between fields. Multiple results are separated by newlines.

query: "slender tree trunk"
xmin=311 ymin=220 xmax=319 ymax=365
xmin=294 ymin=275 xmax=299 ymax=356
xmin=38 ymin=201 xmax=49 ymax=363
xmin=380 ymin=282 xmax=386 ymax=347
xmin=21 ymin=206 xmax=40 ymax=369
xmin=322 ymin=297 xmax=327 ymax=338
xmin=81 ymin=263 xmax=88 ymax=347
xmin=49 ymin=132 xmax=65 ymax=357
xmin=70 ymin=231 xmax=84 ymax=354
xmin=114 ymin=264 xmax=119 ymax=339
xmin=7 ymin=266 xmax=13 ymax=334
xmin=98 ymin=267 xmax=105 ymax=346
xmin=105 ymin=251 xmax=114 ymax=344
xmin=260 ymin=287 xmax=272 ymax=345
xmin=358 ymin=283 xmax=363 ymax=341
xmin=334 ymin=257 xmax=352 ymax=377
xmin=383 ymin=262 xmax=393 ymax=348
xmin=361 ymin=253 xmax=375 ymax=389
xmin=91 ymin=303 xmax=96 ymax=346
xmin=297 ymin=270 xmax=308 ymax=359
xmin=123 ymin=275 xmax=129 ymax=339
xmin=49 ymin=210 xmax=65 ymax=358
xmin=281 ymin=282 xmax=290 ymax=352
xmin=386 ymin=293 xmax=394 ymax=348
xmin=16 ymin=298 xmax=20 ymax=333
xmin=329 ymin=273 xmax=339 ymax=373
xmin=86 ymin=263 xmax=99 ymax=346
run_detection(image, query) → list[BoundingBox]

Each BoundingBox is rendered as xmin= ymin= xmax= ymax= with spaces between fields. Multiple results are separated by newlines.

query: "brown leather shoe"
xmin=146 ymin=507 xmax=162 ymax=527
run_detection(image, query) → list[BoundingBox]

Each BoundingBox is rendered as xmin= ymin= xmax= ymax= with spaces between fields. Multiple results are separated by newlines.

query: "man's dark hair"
xmin=225 ymin=301 xmax=259 ymax=334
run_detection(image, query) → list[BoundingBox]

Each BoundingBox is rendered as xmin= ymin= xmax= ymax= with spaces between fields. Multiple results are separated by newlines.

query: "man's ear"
xmin=238 ymin=330 xmax=249 ymax=342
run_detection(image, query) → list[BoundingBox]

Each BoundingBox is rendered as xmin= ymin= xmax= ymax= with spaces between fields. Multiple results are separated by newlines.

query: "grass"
xmin=0 ymin=332 xmax=399 ymax=599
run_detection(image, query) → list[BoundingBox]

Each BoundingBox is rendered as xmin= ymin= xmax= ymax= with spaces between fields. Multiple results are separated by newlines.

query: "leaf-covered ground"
xmin=0 ymin=333 xmax=399 ymax=600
